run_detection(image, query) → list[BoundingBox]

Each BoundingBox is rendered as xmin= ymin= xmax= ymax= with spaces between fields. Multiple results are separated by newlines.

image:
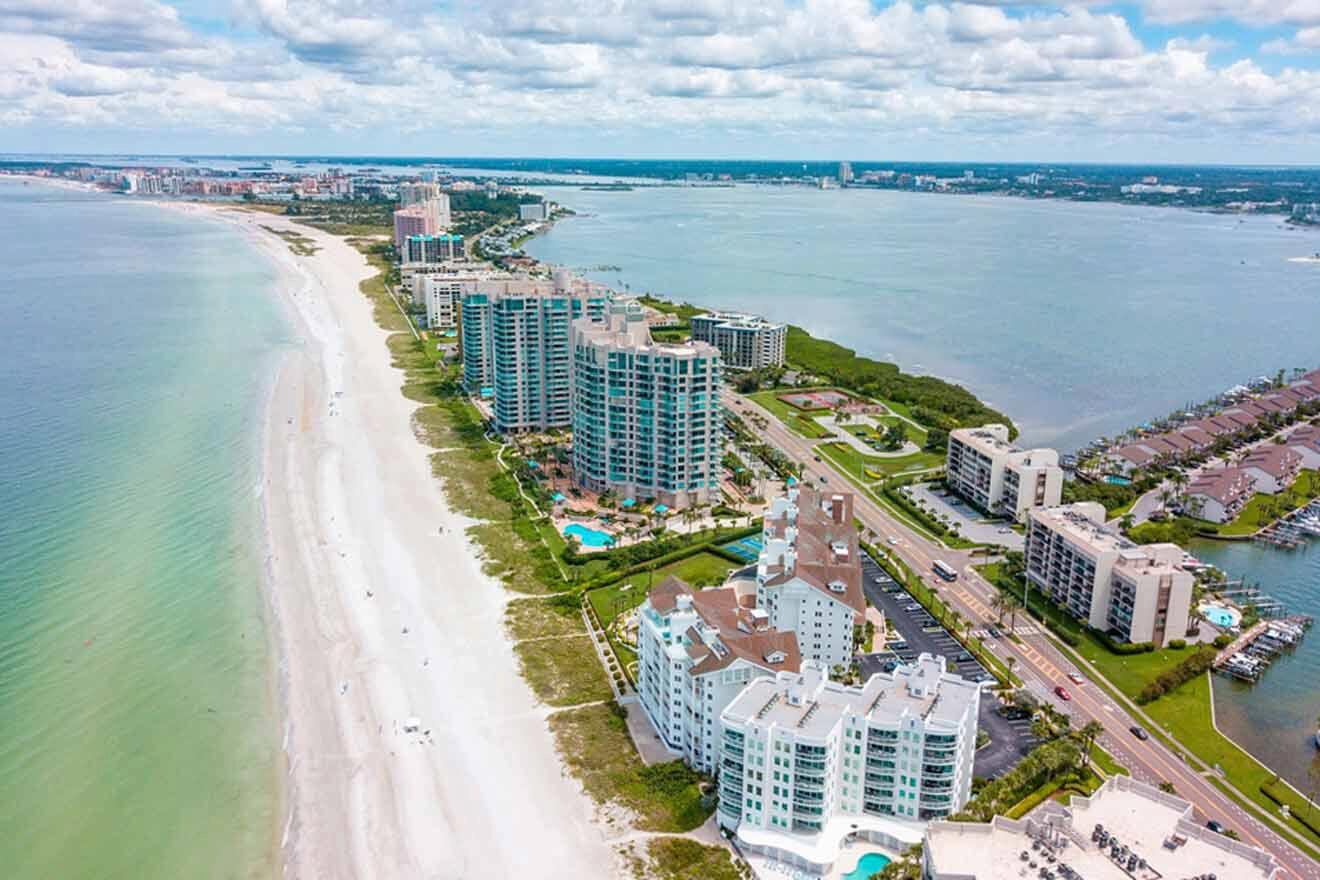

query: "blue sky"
xmin=2 ymin=1 xmax=1319 ymax=163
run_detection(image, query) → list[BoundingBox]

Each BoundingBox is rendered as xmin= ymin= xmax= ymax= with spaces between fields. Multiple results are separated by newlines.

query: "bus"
xmin=932 ymin=560 xmax=958 ymax=581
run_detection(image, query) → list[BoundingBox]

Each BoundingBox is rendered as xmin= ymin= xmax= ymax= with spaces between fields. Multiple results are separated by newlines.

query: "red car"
xmin=1054 ymin=685 xmax=1072 ymax=701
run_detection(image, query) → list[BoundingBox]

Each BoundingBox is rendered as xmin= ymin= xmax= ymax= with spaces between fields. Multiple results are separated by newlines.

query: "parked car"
xmin=1130 ymin=725 xmax=1149 ymax=741
xmin=1054 ymin=686 xmax=1072 ymax=701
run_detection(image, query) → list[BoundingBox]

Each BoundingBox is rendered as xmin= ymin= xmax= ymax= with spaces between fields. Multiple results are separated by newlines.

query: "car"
xmin=887 ymin=537 xmax=899 ymax=545
xmin=1054 ymin=686 xmax=1072 ymax=701
xmin=1067 ymin=672 xmax=1085 ymax=685
xmin=813 ymin=454 xmax=821 ymax=462
xmin=1206 ymin=820 xmax=1226 ymax=834
xmin=819 ymin=475 xmax=828 ymax=483
xmin=956 ymin=652 xmax=973 ymax=662
xmin=987 ymin=626 xmax=1001 ymax=638
xmin=997 ymin=527 xmax=1012 ymax=534
xmin=873 ymin=576 xmax=887 ymax=584
xmin=1129 ymin=725 xmax=1149 ymax=741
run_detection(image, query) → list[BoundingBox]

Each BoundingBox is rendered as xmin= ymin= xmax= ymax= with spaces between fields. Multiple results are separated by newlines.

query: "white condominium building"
xmin=637 ymin=577 xmax=801 ymax=774
xmin=1025 ymin=503 xmax=1193 ymax=647
xmin=690 ymin=311 xmax=787 ymax=370
xmin=756 ymin=487 xmax=865 ymax=669
xmin=398 ymin=184 xmax=452 ymax=226
xmin=718 ymin=656 xmax=980 ymax=872
xmin=924 ymin=775 xmax=1280 ymax=879
xmin=571 ymin=303 xmax=723 ymax=509
xmin=946 ymin=424 xmax=1063 ymax=522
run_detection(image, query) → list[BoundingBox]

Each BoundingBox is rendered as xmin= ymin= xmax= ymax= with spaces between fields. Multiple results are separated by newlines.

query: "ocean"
xmin=526 ymin=184 xmax=1320 ymax=452
xmin=0 ymin=180 xmax=287 ymax=878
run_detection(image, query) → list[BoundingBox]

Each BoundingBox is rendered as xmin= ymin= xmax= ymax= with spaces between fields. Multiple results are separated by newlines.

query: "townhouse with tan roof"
xmin=1184 ymin=467 xmax=1256 ymax=523
xmin=1286 ymin=424 xmax=1320 ymax=469
xmin=1240 ymin=444 xmax=1304 ymax=494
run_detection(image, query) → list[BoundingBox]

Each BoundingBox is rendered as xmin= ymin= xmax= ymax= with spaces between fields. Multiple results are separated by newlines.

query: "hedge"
xmin=1261 ymin=778 xmax=1320 ymax=838
xmin=1136 ymin=647 xmax=1217 ymax=704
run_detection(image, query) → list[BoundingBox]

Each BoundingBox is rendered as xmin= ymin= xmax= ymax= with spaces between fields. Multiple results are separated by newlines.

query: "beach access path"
xmin=179 ymin=204 xmax=618 ymax=879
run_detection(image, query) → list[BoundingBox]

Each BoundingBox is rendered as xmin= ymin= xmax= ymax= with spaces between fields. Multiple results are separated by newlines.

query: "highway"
xmin=729 ymin=389 xmax=1320 ymax=880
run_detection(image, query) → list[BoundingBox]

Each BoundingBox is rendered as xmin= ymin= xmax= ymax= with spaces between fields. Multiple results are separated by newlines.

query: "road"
xmin=728 ymin=389 xmax=1320 ymax=880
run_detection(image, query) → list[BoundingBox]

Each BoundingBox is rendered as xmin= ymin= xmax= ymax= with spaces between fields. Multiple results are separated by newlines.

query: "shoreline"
xmin=166 ymin=202 xmax=618 ymax=878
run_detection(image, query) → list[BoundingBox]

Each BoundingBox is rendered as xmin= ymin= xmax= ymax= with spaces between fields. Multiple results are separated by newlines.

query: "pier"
xmin=1213 ymin=615 xmax=1313 ymax=682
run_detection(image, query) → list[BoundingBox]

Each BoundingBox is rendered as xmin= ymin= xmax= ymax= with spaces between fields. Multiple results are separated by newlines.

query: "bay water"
xmin=529 ymin=183 xmax=1320 ymax=790
xmin=0 ymin=180 xmax=287 ymax=878
xmin=527 ymin=184 xmax=1320 ymax=452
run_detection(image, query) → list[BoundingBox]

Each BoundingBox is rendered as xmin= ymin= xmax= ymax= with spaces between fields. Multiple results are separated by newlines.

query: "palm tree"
xmin=1003 ymin=593 xmax=1022 ymax=633
xmin=1005 ymin=656 xmax=1017 ymax=682
xmin=990 ymin=593 xmax=1009 ymax=625
xmin=1078 ymin=720 xmax=1105 ymax=771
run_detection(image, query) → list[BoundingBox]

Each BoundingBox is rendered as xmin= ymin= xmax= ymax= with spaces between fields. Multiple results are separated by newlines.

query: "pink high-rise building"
xmin=393 ymin=205 xmax=436 ymax=249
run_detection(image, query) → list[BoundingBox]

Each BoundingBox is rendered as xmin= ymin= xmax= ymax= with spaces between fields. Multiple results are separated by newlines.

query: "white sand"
xmin=172 ymin=205 xmax=618 ymax=879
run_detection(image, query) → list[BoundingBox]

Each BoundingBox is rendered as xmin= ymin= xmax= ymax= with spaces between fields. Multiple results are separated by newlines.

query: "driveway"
xmin=857 ymin=552 xmax=1034 ymax=779
xmin=907 ymin=483 xmax=1025 ymax=550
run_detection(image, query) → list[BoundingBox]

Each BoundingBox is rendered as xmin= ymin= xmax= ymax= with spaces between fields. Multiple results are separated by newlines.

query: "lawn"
xmin=746 ymin=390 xmax=832 ymax=438
xmin=549 ymin=701 xmax=713 ymax=832
xmin=815 ymin=440 xmax=942 ymax=482
xmin=586 ymin=551 xmax=739 ymax=635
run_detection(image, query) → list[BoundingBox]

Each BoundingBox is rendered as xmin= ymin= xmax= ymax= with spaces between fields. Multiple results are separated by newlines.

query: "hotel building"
xmin=718 ymin=656 xmax=980 ymax=873
xmin=570 ymin=304 xmax=723 ymax=509
xmin=756 ymin=487 xmax=866 ymax=669
xmin=1024 ymin=503 xmax=1193 ymax=647
xmin=460 ymin=271 xmax=609 ymax=431
xmin=946 ymin=425 xmax=1063 ymax=522
xmin=690 ymin=311 xmax=787 ymax=370
xmin=637 ymin=577 xmax=801 ymax=774
xmin=392 ymin=203 xmax=436 ymax=249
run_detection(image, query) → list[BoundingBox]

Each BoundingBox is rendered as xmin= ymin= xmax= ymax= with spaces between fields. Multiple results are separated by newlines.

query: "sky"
xmin=2 ymin=0 xmax=1320 ymax=164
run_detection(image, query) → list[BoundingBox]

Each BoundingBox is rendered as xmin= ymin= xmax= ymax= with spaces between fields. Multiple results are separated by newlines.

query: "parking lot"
xmin=857 ymin=551 xmax=1038 ymax=779
xmin=905 ymin=483 xmax=1025 ymax=550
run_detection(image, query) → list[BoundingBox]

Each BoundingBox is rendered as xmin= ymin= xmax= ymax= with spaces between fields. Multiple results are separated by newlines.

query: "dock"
xmin=1252 ymin=499 xmax=1320 ymax=549
xmin=1213 ymin=615 xmax=1313 ymax=682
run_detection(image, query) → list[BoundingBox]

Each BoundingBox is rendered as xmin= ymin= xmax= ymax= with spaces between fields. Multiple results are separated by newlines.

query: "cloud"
xmin=1262 ymin=26 xmax=1320 ymax=54
xmin=2 ymin=0 xmax=1320 ymax=156
xmin=1140 ymin=0 xmax=1320 ymax=27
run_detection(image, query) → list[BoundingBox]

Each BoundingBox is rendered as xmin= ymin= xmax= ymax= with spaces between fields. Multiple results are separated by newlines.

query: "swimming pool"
xmin=842 ymin=852 xmax=892 ymax=880
xmin=1105 ymin=475 xmax=1133 ymax=485
xmin=1200 ymin=602 xmax=1241 ymax=629
xmin=564 ymin=523 xmax=615 ymax=548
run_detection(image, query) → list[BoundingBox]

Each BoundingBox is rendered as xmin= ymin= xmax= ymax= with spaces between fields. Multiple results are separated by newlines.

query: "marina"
xmin=1214 ymin=616 xmax=1313 ymax=682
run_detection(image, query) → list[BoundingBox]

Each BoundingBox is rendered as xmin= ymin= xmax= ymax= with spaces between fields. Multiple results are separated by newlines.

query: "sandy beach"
xmin=173 ymin=205 xmax=618 ymax=878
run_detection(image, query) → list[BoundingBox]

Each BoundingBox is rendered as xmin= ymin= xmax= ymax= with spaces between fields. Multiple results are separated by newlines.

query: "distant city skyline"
xmin=2 ymin=1 xmax=1319 ymax=164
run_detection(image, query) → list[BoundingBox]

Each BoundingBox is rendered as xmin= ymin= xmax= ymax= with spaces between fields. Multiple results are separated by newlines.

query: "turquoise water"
xmin=565 ymin=522 xmax=615 ymax=547
xmin=1192 ymin=537 xmax=1320 ymax=792
xmin=527 ymin=186 xmax=1320 ymax=452
xmin=722 ymin=535 xmax=765 ymax=562
xmin=843 ymin=851 xmax=892 ymax=880
xmin=1105 ymin=475 xmax=1133 ymax=486
xmin=1201 ymin=605 xmax=1240 ymax=628
xmin=0 ymin=181 xmax=288 ymax=878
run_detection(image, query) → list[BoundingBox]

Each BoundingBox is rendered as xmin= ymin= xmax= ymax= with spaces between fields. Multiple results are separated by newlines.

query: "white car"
xmin=887 ymin=537 xmax=899 ymax=545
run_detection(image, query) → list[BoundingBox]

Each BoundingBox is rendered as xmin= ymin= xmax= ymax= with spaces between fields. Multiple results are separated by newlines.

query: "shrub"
xmin=1166 ymin=639 xmax=1187 ymax=650
xmin=1213 ymin=633 xmax=1234 ymax=648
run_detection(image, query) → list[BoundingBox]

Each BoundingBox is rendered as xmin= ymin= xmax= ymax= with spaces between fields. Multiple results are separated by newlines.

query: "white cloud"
xmin=1 ymin=0 xmax=1320 ymax=156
